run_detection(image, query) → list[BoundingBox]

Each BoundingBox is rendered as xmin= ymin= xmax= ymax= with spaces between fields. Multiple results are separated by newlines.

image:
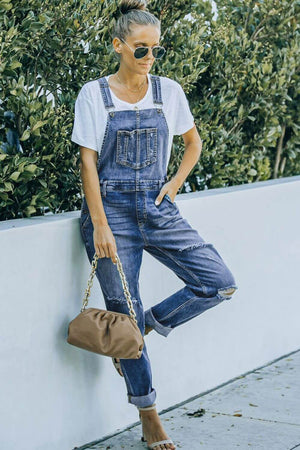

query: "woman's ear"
xmin=112 ymin=37 xmax=122 ymax=55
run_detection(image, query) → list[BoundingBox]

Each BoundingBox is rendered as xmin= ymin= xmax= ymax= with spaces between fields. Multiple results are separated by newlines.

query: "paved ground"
xmin=74 ymin=349 xmax=300 ymax=450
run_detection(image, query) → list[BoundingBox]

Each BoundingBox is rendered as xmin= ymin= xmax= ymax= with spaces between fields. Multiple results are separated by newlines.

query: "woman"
xmin=71 ymin=1 xmax=238 ymax=448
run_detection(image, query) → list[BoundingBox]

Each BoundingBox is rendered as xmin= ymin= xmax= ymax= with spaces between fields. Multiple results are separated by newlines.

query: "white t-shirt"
xmin=71 ymin=73 xmax=195 ymax=169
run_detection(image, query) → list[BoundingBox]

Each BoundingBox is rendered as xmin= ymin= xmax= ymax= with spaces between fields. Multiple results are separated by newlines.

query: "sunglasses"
xmin=119 ymin=38 xmax=166 ymax=60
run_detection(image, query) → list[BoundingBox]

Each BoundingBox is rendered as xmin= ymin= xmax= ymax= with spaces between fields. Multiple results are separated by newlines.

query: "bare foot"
xmin=140 ymin=407 xmax=176 ymax=449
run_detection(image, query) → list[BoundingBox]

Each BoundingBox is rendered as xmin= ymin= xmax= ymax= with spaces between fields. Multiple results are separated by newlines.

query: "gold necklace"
xmin=116 ymin=72 xmax=147 ymax=93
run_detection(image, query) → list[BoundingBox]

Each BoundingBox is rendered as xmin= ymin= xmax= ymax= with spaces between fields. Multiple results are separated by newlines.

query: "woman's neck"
xmin=114 ymin=69 xmax=148 ymax=90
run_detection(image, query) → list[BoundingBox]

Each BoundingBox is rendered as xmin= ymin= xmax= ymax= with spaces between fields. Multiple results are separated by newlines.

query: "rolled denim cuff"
xmin=128 ymin=387 xmax=157 ymax=408
xmin=144 ymin=308 xmax=173 ymax=337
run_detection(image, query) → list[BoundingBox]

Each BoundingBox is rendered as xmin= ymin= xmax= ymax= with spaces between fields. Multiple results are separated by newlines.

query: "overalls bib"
xmin=80 ymin=74 xmax=238 ymax=408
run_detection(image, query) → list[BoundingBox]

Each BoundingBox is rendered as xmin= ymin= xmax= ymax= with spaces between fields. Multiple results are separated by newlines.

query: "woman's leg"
xmin=143 ymin=192 xmax=238 ymax=337
xmin=144 ymin=241 xmax=238 ymax=337
xmin=80 ymin=211 xmax=156 ymax=408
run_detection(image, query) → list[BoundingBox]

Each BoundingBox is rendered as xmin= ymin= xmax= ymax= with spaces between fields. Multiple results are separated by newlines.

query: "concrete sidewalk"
xmin=74 ymin=349 xmax=300 ymax=449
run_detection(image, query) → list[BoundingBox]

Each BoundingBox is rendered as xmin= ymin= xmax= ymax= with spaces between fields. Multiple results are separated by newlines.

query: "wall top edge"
xmin=1 ymin=176 xmax=299 ymax=232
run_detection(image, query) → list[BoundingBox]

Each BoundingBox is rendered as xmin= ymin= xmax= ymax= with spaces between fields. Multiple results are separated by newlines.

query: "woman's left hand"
xmin=154 ymin=180 xmax=179 ymax=205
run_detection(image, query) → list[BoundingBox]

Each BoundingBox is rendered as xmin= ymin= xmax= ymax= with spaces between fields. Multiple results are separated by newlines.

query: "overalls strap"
xmin=150 ymin=75 xmax=163 ymax=107
xmin=97 ymin=74 xmax=163 ymax=110
xmin=97 ymin=77 xmax=115 ymax=111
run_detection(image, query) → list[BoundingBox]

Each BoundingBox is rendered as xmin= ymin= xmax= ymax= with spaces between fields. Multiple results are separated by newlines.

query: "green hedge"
xmin=0 ymin=0 xmax=299 ymax=220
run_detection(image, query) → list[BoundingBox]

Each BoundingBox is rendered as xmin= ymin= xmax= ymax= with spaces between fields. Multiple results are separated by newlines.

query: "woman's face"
xmin=115 ymin=24 xmax=161 ymax=74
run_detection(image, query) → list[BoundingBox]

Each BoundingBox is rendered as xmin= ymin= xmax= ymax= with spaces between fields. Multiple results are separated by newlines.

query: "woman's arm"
xmin=155 ymin=124 xmax=203 ymax=204
xmin=80 ymin=147 xmax=108 ymax=226
xmin=80 ymin=146 xmax=117 ymax=263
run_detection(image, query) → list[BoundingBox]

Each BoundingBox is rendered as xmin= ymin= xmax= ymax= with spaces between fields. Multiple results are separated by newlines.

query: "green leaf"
xmin=4 ymin=182 xmax=13 ymax=191
xmin=20 ymin=130 xmax=31 ymax=141
xmin=9 ymin=61 xmax=22 ymax=70
xmin=248 ymin=169 xmax=257 ymax=176
xmin=24 ymin=164 xmax=38 ymax=173
xmin=32 ymin=120 xmax=48 ymax=132
xmin=9 ymin=171 xmax=21 ymax=181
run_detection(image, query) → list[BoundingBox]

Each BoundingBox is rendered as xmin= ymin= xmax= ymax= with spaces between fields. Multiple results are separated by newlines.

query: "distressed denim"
xmin=79 ymin=75 xmax=238 ymax=409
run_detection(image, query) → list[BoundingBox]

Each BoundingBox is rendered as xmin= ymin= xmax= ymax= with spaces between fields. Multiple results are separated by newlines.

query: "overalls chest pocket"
xmin=116 ymin=127 xmax=158 ymax=170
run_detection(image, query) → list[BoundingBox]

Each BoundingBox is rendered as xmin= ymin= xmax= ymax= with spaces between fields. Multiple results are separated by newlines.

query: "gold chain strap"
xmin=80 ymin=252 xmax=138 ymax=325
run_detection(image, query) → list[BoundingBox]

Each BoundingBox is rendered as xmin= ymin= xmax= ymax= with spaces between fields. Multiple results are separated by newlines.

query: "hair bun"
xmin=119 ymin=0 xmax=148 ymax=15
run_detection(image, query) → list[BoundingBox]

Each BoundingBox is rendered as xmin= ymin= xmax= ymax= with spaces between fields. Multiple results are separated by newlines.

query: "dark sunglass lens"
xmin=134 ymin=47 xmax=148 ymax=59
xmin=152 ymin=46 xmax=165 ymax=59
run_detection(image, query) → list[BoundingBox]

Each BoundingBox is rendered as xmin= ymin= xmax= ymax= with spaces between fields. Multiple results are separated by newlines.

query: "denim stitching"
xmin=164 ymin=193 xmax=174 ymax=204
xmin=158 ymin=295 xmax=200 ymax=322
xmin=137 ymin=127 xmax=141 ymax=168
xmin=97 ymin=114 xmax=110 ymax=171
xmin=128 ymin=387 xmax=157 ymax=406
xmin=149 ymin=244 xmax=207 ymax=293
xmin=116 ymin=128 xmax=158 ymax=170
xmin=146 ymin=308 xmax=172 ymax=336
xmin=159 ymin=103 xmax=170 ymax=158
xmin=81 ymin=212 xmax=91 ymax=229
xmin=156 ymin=75 xmax=163 ymax=104
xmin=98 ymin=77 xmax=115 ymax=109
xmin=80 ymin=224 xmax=92 ymax=257
xmin=151 ymin=75 xmax=159 ymax=104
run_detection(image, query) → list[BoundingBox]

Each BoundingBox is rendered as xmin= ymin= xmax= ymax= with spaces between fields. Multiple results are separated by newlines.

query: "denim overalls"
xmin=80 ymin=74 xmax=238 ymax=408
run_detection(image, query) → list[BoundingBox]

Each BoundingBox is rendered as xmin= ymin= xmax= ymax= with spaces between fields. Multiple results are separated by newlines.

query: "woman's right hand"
xmin=93 ymin=223 xmax=118 ymax=264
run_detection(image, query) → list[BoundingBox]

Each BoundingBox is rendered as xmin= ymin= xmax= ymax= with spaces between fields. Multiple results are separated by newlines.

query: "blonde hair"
xmin=112 ymin=0 xmax=161 ymax=61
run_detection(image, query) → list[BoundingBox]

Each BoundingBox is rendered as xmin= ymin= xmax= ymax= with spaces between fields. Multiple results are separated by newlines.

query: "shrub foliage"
xmin=0 ymin=0 xmax=299 ymax=219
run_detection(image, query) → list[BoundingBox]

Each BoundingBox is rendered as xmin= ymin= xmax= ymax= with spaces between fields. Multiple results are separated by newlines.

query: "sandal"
xmin=137 ymin=403 xmax=175 ymax=449
xmin=111 ymin=325 xmax=154 ymax=377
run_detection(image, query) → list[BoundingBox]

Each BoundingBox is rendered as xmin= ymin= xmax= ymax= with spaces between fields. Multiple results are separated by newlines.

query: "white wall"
xmin=1 ymin=176 xmax=299 ymax=450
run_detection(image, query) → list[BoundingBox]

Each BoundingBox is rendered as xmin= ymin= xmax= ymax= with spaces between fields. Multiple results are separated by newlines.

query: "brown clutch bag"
xmin=67 ymin=252 xmax=144 ymax=359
